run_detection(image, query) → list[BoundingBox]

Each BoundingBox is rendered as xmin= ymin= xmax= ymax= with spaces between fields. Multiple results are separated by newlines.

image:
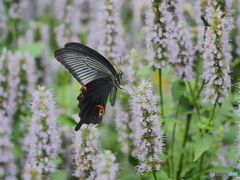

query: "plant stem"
xmin=159 ymin=68 xmax=164 ymax=119
xmin=152 ymin=170 xmax=158 ymax=180
xmin=188 ymin=82 xmax=201 ymax=119
xmin=170 ymin=103 xmax=180 ymax=179
xmin=207 ymin=103 xmax=217 ymax=127
xmin=176 ymin=113 xmax=192 ymax=179
xmin=198 ymin=152 xmax=205 ymax=180
xmin=158 ymin=68 xmax=171 ymax=176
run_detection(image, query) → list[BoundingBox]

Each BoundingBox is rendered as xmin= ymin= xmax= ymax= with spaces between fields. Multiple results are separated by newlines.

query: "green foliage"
xmin=192 ymin=133 xmax=214 ymax=161
xmin=50 ymin=170 xmax=67 ymax=180
xmin=171 ymin=81 xmax=186 ymax=101
xmin=18 ymin=42 xmax=45 ymax=57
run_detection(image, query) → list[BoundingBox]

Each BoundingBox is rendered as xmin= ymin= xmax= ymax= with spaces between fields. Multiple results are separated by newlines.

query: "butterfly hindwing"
xmin=75 ymin=77 xmax=113 ymax=131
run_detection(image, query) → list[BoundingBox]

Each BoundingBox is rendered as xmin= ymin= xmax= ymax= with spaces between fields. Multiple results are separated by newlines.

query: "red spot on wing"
xmin=96 ymin=105 xmax=105 ymax=116
xmin=82 ymin=86 xmax=87 ymax=91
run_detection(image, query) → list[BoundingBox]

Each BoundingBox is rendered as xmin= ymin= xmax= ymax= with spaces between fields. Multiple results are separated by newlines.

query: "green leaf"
xmin=128 ymin=155 xmax=139 ymax=166
xmin=50 ymin=170 xmax=67 ymax=180
xmin=156 ymin=170 xmax=172 ymax=180
xmin=136 ymin=66 xmax=153 ymax=76
xmin=52 ymin=156 xmax=63 ymax=165
xmin=171 ymin=81 xmax=186 ymax=101
xmin=192 ymin=133 xmax=213 ymax=161
xmin=18 ymin=42 xmax=45 ymax=57
xmin=164 ymin=117 xmax=181 ymax=124
xmin=179 ymin=95 xmax=192 ymax=114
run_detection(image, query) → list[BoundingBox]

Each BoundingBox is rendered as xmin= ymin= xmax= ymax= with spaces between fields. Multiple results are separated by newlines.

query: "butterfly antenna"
xmin=119 ymin=56 xmax=122 ymax=71
xmin=120 ymin=87 xmax=130 ymax=96
xmin=127 ymin=81 xmax=137 ymax=94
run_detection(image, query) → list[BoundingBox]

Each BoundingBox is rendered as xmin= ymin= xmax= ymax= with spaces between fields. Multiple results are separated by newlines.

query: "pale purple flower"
xmin=54 ymin=0 xmax=82 ymax=47
xmin=0 ymin=1 xmax=7 ymax=41
xmin=14 ymin=52 xmax=37 ymax=111
xmin=202 ymin=5 xmax=232 ymax=104
xmin=58 ymin=126 xmax=74 ymax=179
xmin=23 ymin=86 xmax=60 ymax=180
xmin=146 ymin=1 xmax=175 ymax=68
xmin=130 ymin=80 xmax=164 ymax=174
xmin=194 ymin=0 xmax=205 ymax=53
xmin=171 ymin=21 xmax=195 ymax=81
xmin=0 ymin=48 xmax=19 ymax=117
xmin=97 ymin=0 xmax=124 ymax=66
xmin=114 ymin=101 xmax=132 ymax=154
xmin=8 ymin=0 xmax=29 ymax=19
xmin=167 ymin=0 xmax=195 ymax=81
xmin=0 ymin=49 xmax=18 ymax=179
xmin=95 ymin=150 xmax=119 ymax=180
xmin=73 ymin=116 xmax=99 ymax=180
xmin=0 ymin=111 xmax=17 ymax=180
xmin=236 ymin=16 xmax=240 ymax=56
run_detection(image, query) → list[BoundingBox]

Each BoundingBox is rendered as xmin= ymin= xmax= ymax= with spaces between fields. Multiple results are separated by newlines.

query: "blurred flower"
xmin=73 ymin=117 xmax=99 ymax=180
xmin=96 ymin=150 xmax=119 ymax=180
xmin=0 ymin=49 xmax=20 ymax=180
xmin=202 ymin=5 xmax=232 ymax=104
xmin=0 ymin=48 xmax=19 ymax=117
xmin=23 ymin=86 xmax=60 ymax=180
xmin=236 ymin=16 xmax=240 ymax=56
xmin=130 ymin=80 xmax=164 ymax=174
xmin=114 ymin=101 xmax=132 ymax=154
xmin=146 ymin=1 xmax=175 ymax=68
xmin=14 ymin=52 xmax=37 ymax=112
xmin=58 ymin=126 xmax=74 ymax=180
xmin=0 ymin=110 xmax=17 ymax=180
xmin=171 ymin=21 xmax=195 ymax=81
xmin=0 ymin=1 xmax=7 ymax=42
xmin=8 ymin=0 xmax=29 ymax=19
xmin=98 ymin=0 xmax=124 ymax=66
xmin=167 ymin=0 xmax=195 ymax=81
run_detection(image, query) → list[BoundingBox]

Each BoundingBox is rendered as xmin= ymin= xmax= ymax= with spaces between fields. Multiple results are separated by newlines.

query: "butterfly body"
xmin=54 ymin=43 xmax=123 ymax=131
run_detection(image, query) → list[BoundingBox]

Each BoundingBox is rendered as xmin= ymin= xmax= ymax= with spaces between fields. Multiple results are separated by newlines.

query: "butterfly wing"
xmin=64 ymin=42 xmax=117 ymax=74
xmin=75 ymin=77 xmax=113 ymax=131
xmin=54 ymin=44 xmax=117 ymax=86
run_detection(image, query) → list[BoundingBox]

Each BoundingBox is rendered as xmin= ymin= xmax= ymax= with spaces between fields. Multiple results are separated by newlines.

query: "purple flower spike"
xmin=130 ymin=80 xmax=164 ymax=174
xmin=23 ymin=86 xmax=60 ymax=180
xmin=202 ymin=4 xmax=232 ymax=104
xmin=73 ymin=119 xmax=99 ymax=180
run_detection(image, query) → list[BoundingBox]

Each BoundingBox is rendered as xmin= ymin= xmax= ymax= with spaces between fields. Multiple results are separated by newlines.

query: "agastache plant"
xmin=202 ymin=3 xmax=232 ymax=104
xmin=73 ymin=121 xmax=99 ymax=180
xmin=23 ymin=86 xmax=60 ymax=180
xmin=130 ymin=80 xmax=164 ymax=175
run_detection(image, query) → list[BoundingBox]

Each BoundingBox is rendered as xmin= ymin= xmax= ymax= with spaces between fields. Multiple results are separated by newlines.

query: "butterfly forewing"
xmin=55 ymin=48 xmax=113 ymax=85
xmin=64 ymin=42 xmax=117 ymax=75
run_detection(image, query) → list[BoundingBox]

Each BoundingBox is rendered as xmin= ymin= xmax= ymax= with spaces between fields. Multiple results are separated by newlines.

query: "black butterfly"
xmin=54 ymin=42 xmax=123 ymax=131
